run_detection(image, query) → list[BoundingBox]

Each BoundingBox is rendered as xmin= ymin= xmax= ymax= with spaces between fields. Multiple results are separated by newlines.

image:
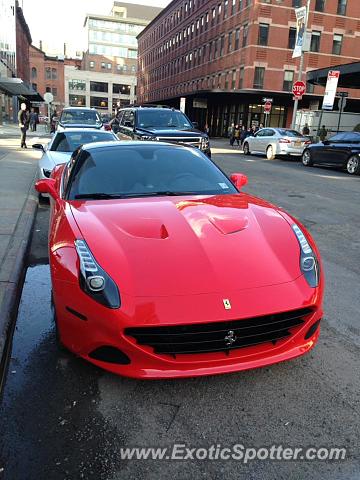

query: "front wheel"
xmin=346 ymin=155 xmax=360 ymax=175
xmin=266 ymin=145 xmax=275 ymax=160
xmin=243 ymin=142 xmax=250 ymax=155
xmin=302 ymin=149 xmax=313 ymax=167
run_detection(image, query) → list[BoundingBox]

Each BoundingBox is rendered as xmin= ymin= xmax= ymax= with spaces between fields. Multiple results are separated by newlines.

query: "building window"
xmin=292 ymin=0 xmax=302 ymax=6
xmin=52 ymin=87 xmax=57 ymax=98
xmin=68 ymin=80 xmax=86 ymax=91
xmin=220 ymin=35 xmax=225 ymax=56
xmin=225 ymin=72 xmax=229 ymax=89
xmin=69 ymin=94 xmax=86 ymax=107
xmin=310 ymin=31 xmax=321 ymax=52
xmin=113 ymin=84 xmax=131 ymax=95
xmin=31 ymin=83 xmax=37 ymax=91
xmin=101 ymin=62 xmax=106 ymax=69
xmin=31 ymin=67 xmax=37 ymax=79
xmin=89 ymin=61 xmax=95 ymax=68
xmin=288 ymin=27 xmax=296 ymax=49
xmin=238 ymin=66 xmax=244 ymax=88
xmin=107 ymin=63 xmax=112 ymax=69
xmin=253 ymin=67 xmax=265 ymax=89
xmin=231 ymin=0 xmax=236 ymax=15
xmin=283 ymin=70 xmax=294 ymax=91
xmin=90 ymin=97 xmax=108 ymax=109
xmin=90 ymin=81 xmax=108 ymax=92
xmin=51 ymin=68 xmax=57 ymax=80
xmin=45 ymin=67 xmax=51 ymax=80
xmin=242 ymin=23 xmax=248 ymax=47
xmin=315 ymin=0 xmax=325 ymax=11
xmin=235 ymin=28 xmax=240 ymax=49
xmin=337 ymin=0 xmax=347 ymax=15
xmin=228 ymin=31 xmax=233 ymax=52
xmin=223 ymin=0 xmax=228 ymax=18
xmin=332 ymin=34 xmax=343 ymax=55
xmin=45 ymin=86 xmax=51 ymax=93
xmin=258 ymin=23 xmax=269 ymax=46
xmin=307 ymin=81 xmax=315 ymax=93
xmin=231 ymin=69 xmax=236 ymax=89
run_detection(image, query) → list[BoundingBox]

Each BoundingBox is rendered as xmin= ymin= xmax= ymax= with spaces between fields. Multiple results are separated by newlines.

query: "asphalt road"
xmin=0 ymin=144 xmax=359 ymax=480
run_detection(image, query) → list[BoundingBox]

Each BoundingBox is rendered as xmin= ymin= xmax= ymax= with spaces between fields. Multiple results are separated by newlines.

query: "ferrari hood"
xmin=70 ymin=194 xmax=302 ymax=297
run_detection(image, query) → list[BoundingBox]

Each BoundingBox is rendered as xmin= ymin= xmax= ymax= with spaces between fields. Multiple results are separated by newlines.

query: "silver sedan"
xmin=243 ymin=128 xmax=311 ymax=160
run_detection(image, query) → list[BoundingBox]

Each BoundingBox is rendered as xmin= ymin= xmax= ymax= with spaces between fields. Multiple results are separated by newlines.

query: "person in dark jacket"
xmin=18 ymin=103 xmax=29 ymax=148
xmin=240 ymin=125 xmax=247 ymax=146
xmin=233 ymin=124 xmax=241 ymax=146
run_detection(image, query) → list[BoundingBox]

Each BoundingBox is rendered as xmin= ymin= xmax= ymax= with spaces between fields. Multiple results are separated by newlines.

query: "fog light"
xmin=87 ymin=275 xmax=105 ymax=291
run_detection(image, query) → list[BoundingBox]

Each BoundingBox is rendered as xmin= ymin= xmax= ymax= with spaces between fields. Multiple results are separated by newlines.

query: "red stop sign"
xmin=264 ymin=101 xmax=272 ymax=112
xmin=293 ymin=81 xmax=306 ymax=97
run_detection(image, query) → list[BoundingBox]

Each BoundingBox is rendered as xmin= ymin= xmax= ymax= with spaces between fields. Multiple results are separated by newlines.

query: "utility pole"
xmin=291 ymin=0 xmax=311 ymax=130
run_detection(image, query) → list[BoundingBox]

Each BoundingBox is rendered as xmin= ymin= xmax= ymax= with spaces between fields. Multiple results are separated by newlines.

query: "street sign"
xmin=322 ymin=70 xmax=340 ymax=110
xmin=44 ymin=92 xmax=54 ymax=104
xmin=264 ymin=101 xmax=272 ymax=113
xmin=292 ymin=81 xmax=306 ymax=98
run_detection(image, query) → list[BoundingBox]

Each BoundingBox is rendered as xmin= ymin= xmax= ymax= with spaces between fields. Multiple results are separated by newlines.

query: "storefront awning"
xmin=307 ymin=62 xmax=360 ymax=89
xmin=0 ymin=77 xmax=44 ymax=101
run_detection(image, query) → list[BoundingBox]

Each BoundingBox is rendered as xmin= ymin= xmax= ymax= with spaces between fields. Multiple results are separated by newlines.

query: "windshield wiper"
xmin=74 ymin=191 xmax=200 ymax=200
xmin=74 ymin=193 xmax=125 ymax=199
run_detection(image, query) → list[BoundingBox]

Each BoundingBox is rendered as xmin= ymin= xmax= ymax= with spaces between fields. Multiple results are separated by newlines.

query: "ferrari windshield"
xmin=60 ymin=109 xmax=102 ymax=125
xmin=51 ymin=131 xmax=116 ymax=152
xmin=137 ymin=110 xmax=192 ymax=129
xmin=67 ymin=145 xmax=237 ymax=200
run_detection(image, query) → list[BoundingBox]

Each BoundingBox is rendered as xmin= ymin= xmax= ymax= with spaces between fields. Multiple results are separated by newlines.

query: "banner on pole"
xmin=322 ymin=70 xmax=340 ymax=110
xmin=292 ymin=6 xmax=307 ymax=58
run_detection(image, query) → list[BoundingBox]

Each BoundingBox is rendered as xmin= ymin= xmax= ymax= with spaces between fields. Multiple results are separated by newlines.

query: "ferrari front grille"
xmin=124 ymin=307 xmax=313 ymax=356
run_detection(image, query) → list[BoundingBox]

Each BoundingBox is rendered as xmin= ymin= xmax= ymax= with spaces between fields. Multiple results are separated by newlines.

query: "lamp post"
xmin=291 ymin=0 xmax=311 ymax=130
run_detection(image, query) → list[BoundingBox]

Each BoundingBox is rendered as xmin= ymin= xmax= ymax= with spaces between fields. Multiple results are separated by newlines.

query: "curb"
xmin=0 ymin=179 xmax=38 ymax=383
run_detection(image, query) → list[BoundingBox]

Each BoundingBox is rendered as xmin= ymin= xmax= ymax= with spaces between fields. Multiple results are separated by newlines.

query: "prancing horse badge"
xmin=223 ymin=299 xmax=231 ymax=310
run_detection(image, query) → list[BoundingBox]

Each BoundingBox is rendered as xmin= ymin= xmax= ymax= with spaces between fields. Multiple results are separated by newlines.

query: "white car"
xmin=243 ymin=128 xmax=311 ymax=160
xmin=33 ymin=128 xmax=118 ymax=181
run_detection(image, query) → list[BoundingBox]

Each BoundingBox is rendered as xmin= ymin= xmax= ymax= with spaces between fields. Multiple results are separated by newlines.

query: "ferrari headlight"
xmin=292 ymin=224 xmax=319 ymax=288
xmin=75 ymin=240 xmax=120 ymax=308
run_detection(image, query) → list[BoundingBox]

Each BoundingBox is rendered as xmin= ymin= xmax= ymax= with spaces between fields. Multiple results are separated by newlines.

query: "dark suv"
xmin=111 ymin=106 xmax=211 ymax=157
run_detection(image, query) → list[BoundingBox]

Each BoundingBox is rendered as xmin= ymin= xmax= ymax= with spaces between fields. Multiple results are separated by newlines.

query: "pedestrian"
xmin=240 ymin=125 xmax=247 ymax=146
xmin=302 ymin=123 xmax=310 ymax=136
xmin=246 ymin=127 xmax=253 ymax=137
xmin=50 ymin=110 xmax=58 ymax=133
xmin=259 ymin=123 xmax=264 ymax=129
xmin=251 ymin=125 xmax=257 ymax=135
xmin=18 ymin=103 xmax=29 ymax=148
xmin=228 ymin=123 xmax=235 ymax=145
xmin=319 ymin=125 xmax=327 ymax=142
xmin=204 ymin=123 xmax=210 ymax=136
xmin=29 ymin=108 xmax=38 ymax=131
xmin=233 ymin=124 xmax=241 ymax=146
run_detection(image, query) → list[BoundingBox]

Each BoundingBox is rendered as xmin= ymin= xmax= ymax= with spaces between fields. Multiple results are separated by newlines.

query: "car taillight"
xmin=304 ymin=140 xmax=311 ymax=145
xmin=279 ymin=138 xmax=291 ymax=144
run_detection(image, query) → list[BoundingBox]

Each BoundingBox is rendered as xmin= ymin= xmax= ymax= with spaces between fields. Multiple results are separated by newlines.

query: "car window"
xmin=343 ymin=132 xmax=360 ymax=142
xmin=60 ymin=109 xmax=101 ymax=125
xmin=67 ymin=145 xmax=237 ymax=200
xmin=255 ymin=130 xmax=265 ymax=137
xmin=50 ymin=132 xmax=116 ymax=152
xmin=137 ymin=110 xmax=192 ymax=129
xmin=262 ymin=129 xmax=275 ymax=137
xmin=122 ymin=110 xmax=135 ymax=128
xmin=277 ymin=129 xmax=302 ymax=137
xmin=117 ymin=111 xmax=124 ymax=125
xmin=328 ymin=133 xmax=347 ymax=142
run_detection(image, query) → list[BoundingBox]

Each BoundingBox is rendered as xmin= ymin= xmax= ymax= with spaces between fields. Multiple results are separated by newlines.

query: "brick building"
xmin=29 ymin=45 xmax=81 ymax=115
xmin=15 ymin=0 xmax=31 ymax=84
xmin=137 ymin=0 xmax=360 ymax=135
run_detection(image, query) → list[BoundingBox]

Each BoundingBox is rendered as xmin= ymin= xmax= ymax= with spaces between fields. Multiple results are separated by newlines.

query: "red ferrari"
xmin=36 ymin=141 xmax=324 ymax=379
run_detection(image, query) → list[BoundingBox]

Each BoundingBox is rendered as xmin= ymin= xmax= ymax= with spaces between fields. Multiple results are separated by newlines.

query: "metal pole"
xmin=291 ymin=0 xmax=311 ymax=130
xmin=337 ymin=99 xmax=343 ymax=134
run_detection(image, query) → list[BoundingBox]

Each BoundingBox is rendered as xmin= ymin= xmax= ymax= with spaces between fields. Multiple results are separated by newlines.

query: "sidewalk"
xmin=0 ymin=132 xmax=49 ymax=369
xmin=0 ymin=123 xmax=48 ymax=138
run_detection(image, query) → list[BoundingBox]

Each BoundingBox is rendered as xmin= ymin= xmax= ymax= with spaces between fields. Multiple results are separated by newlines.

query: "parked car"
xmin=302 ymin=131 xmax=360 ymax=175
xmin=35 ymin=141 xmax=323 ymax=379
xmin=57 ymin=107 xmax=103 ymax=131
xmin=112 ymin=105 xmax=211 ymax=157
xmin=33 ymin=128 xmax=118 ymax=181
xmin=243 ymin=128 xmax=311 ymax=160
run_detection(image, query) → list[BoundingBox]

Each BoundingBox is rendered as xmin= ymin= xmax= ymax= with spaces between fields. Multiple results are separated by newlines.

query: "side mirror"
xmin=323 ymin=140 xmax=330 ymax=145
xmin=32 ymin=143 xmax=45 ymax=152
xmin=192 ymin=121 xmax=199 ymax=129
xmin=35 ymin=178 xmax=60 ymax=202
xmin=230 ymin=173 xmax=248 ymax=190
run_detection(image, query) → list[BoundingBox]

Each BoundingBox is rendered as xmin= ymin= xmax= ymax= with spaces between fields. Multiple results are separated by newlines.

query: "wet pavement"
xmin=0 ymin=149 xmax=360 ymax=479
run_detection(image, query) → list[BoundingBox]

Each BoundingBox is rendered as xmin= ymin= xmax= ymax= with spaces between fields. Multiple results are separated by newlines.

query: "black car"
xmin=302 ymin=131 xmax=360 ymax=175
xmin=111 ymin=106 xmax=211 ymax=157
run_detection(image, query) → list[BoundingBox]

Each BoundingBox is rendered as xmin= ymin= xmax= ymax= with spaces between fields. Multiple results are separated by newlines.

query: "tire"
xmin=266 ymin=145 xmax=275 ymax=160
xmin=346 ymin=155 xmax=360 ymax=175
xmin=243 ymin=142 xmax=250 ymax=155
xmin=302 ymin=149 xmax=313 ymax=167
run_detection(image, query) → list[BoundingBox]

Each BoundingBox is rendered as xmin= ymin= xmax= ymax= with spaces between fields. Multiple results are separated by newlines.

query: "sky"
xmin=22 ymin=0 xmax=171 ymax=57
